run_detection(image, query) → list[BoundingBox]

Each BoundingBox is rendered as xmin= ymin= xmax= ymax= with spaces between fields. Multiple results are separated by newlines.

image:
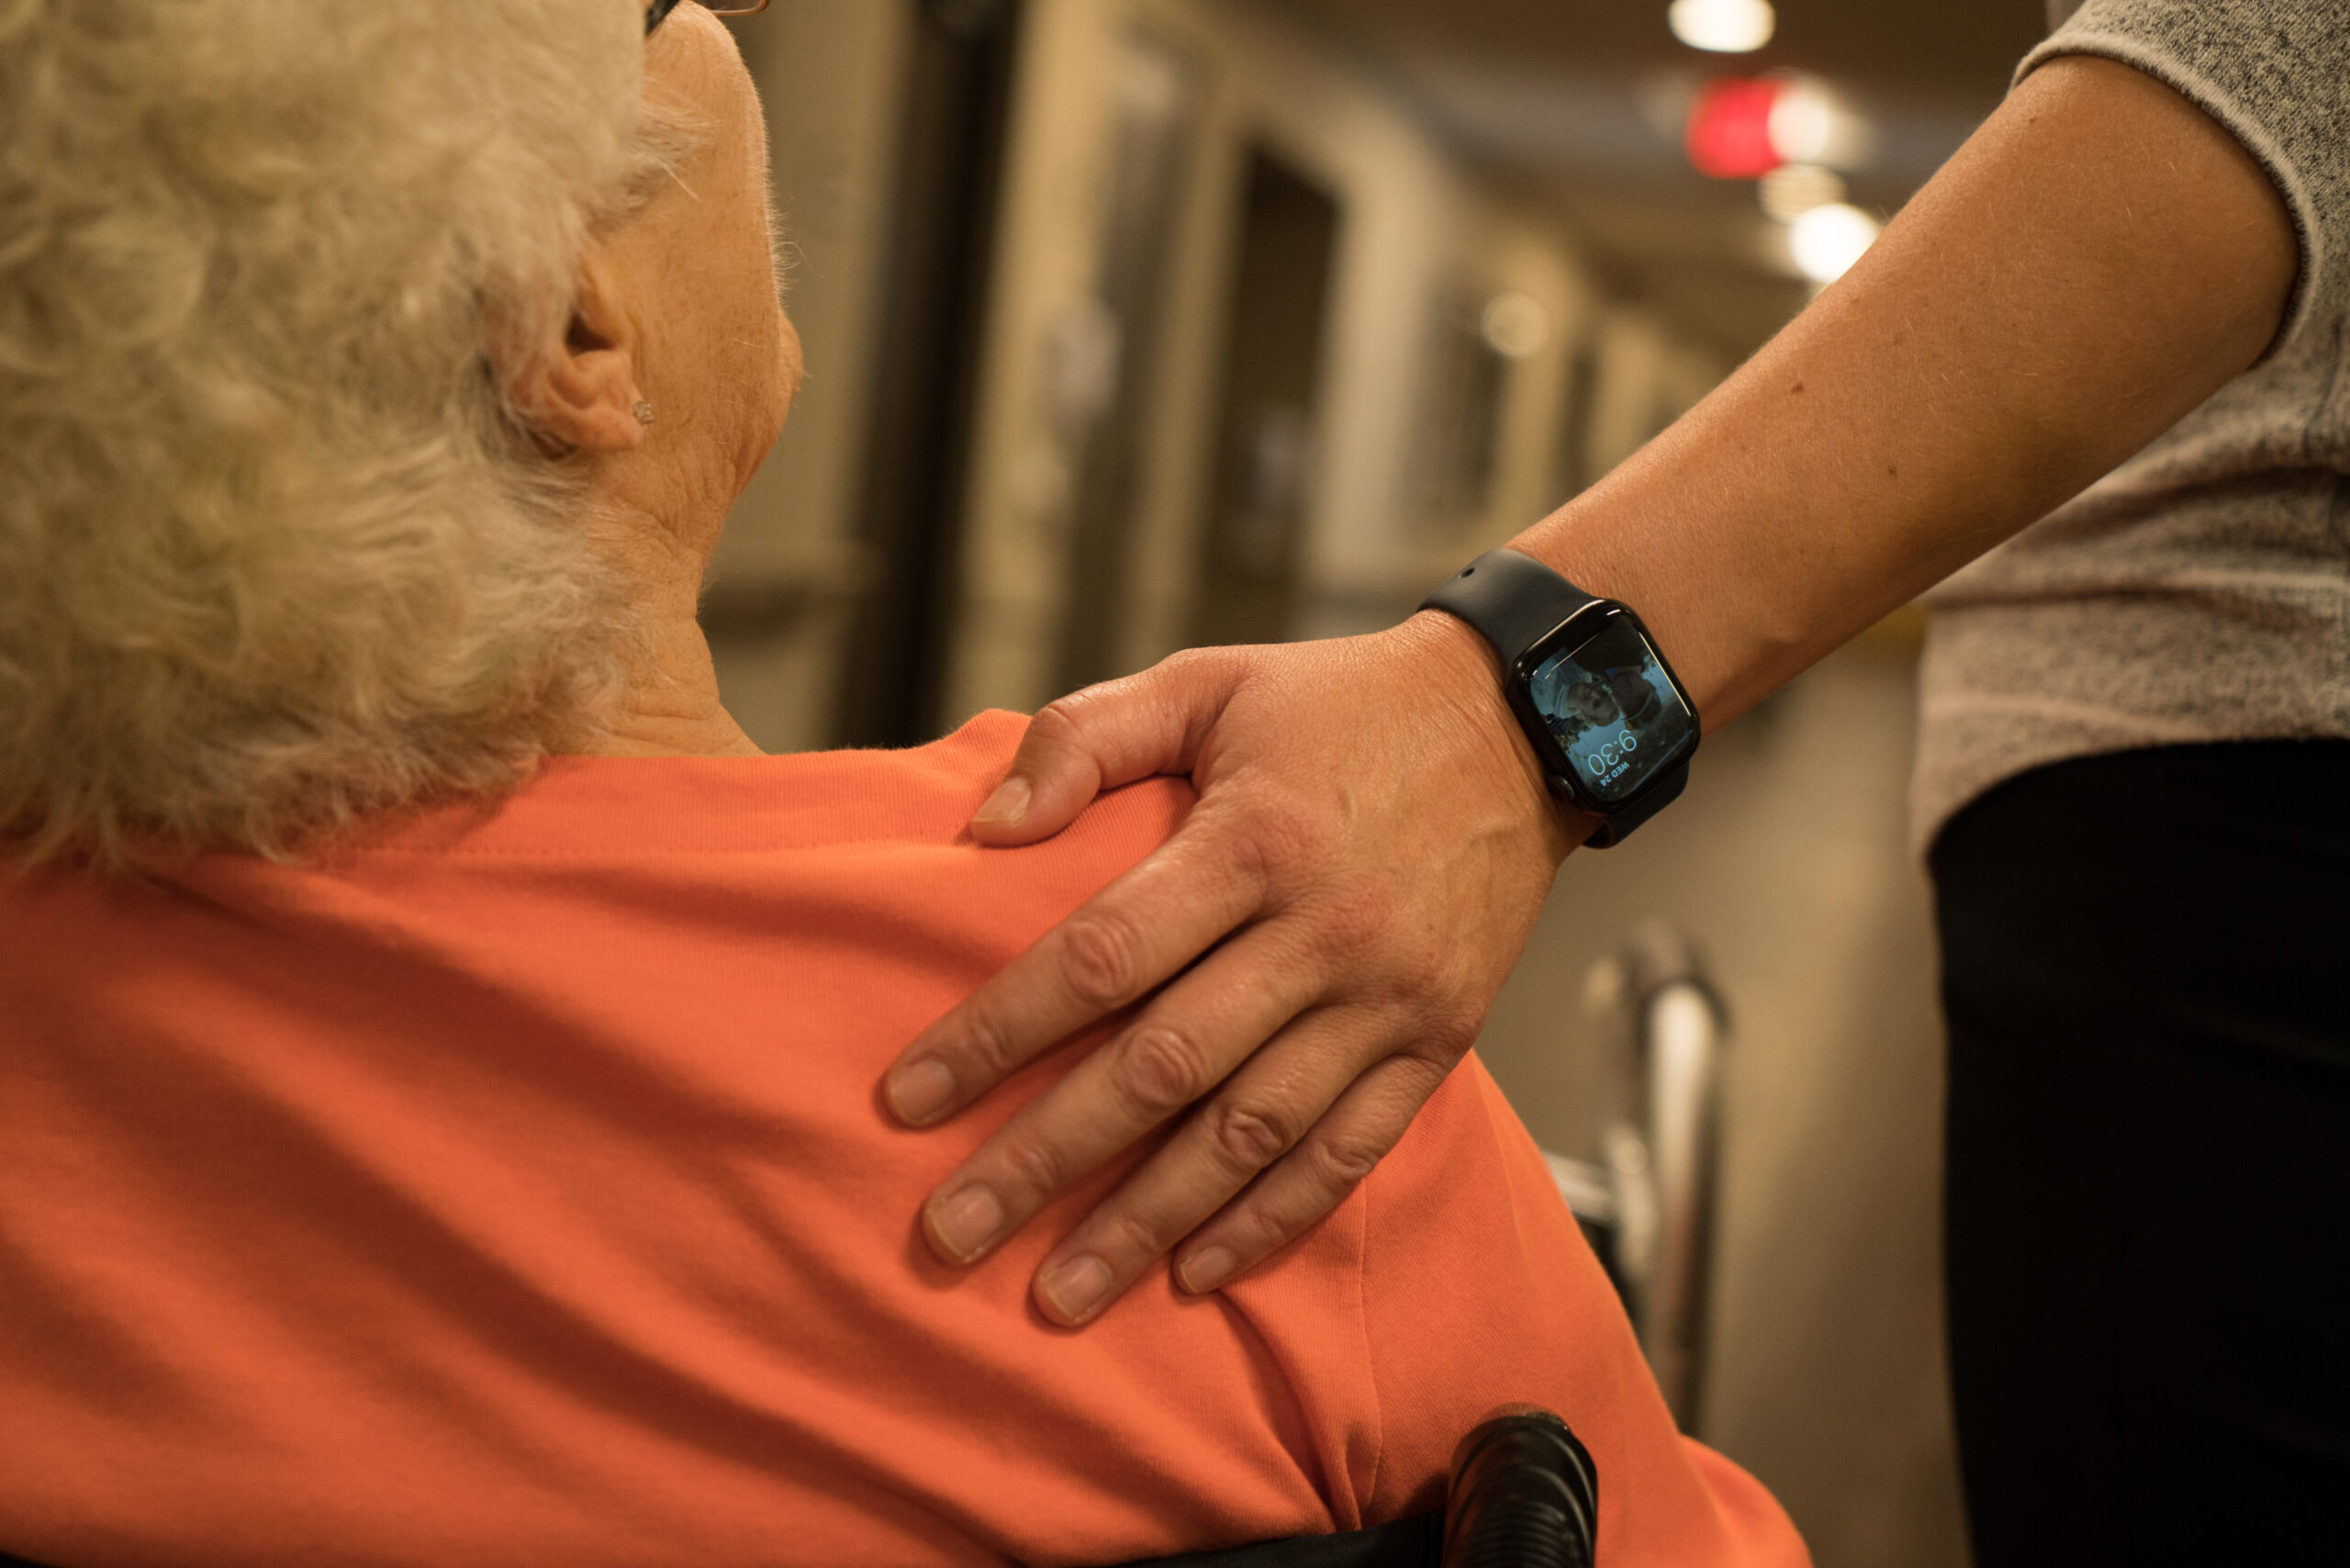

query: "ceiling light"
xmin=1766 ymin=82 xmax=1834 ymax=163
xmin=1789 ymin=203 xmax=1881 ymax=283
xmin=1482 ymin=293 xmax=1550 ymax=359
xmin=1759 ymin=163 xmax=1846 ymax=222
xmin=1765 ymin=76 xmax=1877 ymax=169
xmin=1669 ymin=0 xmax=1775 ymax=54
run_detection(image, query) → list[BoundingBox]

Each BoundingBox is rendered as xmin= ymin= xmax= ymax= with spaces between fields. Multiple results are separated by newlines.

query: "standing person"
xmin=883 ymin=1 xmax=2349 ymax=1558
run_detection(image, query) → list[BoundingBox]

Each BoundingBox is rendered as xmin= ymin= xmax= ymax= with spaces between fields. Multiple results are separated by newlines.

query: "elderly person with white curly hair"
xmin=0 ymin=4 xmax=1807 ymax=1564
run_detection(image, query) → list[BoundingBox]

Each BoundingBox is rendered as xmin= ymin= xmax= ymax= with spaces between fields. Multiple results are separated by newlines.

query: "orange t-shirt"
xmin=0 ymin=712 xmax=1805 ymax=1568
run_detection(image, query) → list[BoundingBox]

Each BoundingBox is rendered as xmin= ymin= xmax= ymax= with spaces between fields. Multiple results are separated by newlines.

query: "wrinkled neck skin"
xmin=572 ymin=431 xmax=763 ymax=761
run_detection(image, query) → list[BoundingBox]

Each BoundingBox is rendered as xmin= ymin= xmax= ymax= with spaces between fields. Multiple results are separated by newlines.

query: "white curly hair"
xmin=0 ymin=0 xmax=704 ymax=868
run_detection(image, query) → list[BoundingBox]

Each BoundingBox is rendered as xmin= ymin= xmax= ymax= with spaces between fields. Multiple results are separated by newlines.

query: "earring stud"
xmin=632 ymin=400 xmax=656 ymax=426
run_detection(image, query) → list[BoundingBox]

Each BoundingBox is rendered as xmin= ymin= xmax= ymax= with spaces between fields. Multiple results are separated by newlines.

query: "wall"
xmin=710 ymin=0 xmax=1726 ymax=741
xmin=936 ymin=0 xmax=1711 ymax=716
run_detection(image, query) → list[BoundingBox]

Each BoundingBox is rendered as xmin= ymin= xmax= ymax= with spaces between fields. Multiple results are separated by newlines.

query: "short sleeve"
xmin=2020 ymin=0 xmax=2350 ymax=357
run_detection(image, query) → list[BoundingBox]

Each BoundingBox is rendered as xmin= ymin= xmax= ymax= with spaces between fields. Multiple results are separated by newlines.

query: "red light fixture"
xmin=1685 ymin=77 xmax=1783 ymax=180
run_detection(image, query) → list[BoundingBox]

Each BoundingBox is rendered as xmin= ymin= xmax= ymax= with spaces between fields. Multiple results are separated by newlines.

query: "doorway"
xmin=832 ymin=0 xmax=1024 ymax=748
xmin=1192 ymin=151 xmax=1341 ymax=649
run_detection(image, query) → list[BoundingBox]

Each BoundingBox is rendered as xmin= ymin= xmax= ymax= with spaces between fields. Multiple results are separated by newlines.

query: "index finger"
xmin=883 ymin=814 xmax=1270 ymax=1127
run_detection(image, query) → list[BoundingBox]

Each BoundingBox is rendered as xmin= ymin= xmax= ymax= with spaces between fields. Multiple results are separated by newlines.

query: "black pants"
xmin=1933 ymin=741 xmax=2350 ymax=1567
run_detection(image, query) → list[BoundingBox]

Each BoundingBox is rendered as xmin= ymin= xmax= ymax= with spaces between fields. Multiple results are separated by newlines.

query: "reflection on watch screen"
xmin=1528 ymin=620 xmax=1695 ymax=804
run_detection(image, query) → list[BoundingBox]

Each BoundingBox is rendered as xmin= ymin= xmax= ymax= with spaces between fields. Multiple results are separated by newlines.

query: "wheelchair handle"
xmin=1442 ymin=1406 xmax=1598 ymax=1568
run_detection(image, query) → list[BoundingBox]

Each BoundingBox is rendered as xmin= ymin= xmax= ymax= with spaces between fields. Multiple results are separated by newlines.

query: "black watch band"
xmin=1421 ymin=548 xmax=1692 ymax=848
xmin=1421 ymin=547 xmax=1600 ymax=656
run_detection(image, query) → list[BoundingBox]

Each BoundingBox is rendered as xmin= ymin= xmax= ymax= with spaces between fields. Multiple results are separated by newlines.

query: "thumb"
xmin=969 ymin=651 xmax=1239 ymax=846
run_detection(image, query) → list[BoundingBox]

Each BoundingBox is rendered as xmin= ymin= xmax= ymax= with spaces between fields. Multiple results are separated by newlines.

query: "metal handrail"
xmin=1546 ymin=922 xmax=1728 ymax=1432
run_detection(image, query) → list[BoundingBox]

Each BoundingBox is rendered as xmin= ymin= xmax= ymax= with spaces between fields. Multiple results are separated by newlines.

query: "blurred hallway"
xmin=1481 ymin=633 xmax=1967 ymax=1568
xmin=707 ymin=3 xmax=2055 ymax=1560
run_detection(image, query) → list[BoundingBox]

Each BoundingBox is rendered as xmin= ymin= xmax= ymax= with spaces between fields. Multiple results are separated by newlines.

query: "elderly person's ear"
xmin=518 ymin=256 xmax=650 ymax=455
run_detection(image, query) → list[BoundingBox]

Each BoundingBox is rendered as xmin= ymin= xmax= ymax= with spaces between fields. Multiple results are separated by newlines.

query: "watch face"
xmin=1524 ymin=613 xmax=1697 ymax=805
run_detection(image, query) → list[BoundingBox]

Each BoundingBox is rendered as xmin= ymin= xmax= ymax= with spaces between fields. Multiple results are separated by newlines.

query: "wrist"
xmin=1397 ymin=601 xmax=1498 ymax=683
xmin=1390 ymin=609 xmax=1585 ymax=860
xmin=1501 ymin=517 xmax=1739 ymax=728
xmin=1415 ymin=547 xmax=1700 ymax=847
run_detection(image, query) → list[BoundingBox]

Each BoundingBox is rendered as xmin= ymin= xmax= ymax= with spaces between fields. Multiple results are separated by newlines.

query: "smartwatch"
xmin=1420 ymin=549 xmax=1700 ymax=847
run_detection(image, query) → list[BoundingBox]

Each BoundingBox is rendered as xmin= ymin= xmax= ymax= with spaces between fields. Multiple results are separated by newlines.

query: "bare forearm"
xmin=1499 ymin=56 xmax=2296 ymax=727
xmin=886 ymin=55 xmax=2300 ymax=1325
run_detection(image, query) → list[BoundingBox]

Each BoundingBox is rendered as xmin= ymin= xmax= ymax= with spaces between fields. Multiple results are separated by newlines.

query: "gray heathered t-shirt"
xmin=1911 ymin=0 xmax=2350 ymax=855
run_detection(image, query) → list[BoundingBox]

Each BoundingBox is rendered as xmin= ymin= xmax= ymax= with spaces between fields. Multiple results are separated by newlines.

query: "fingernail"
xmin=973 ymin=776 xmax=1029 ymax=827
xmin=887 ymin=1058 xmax=956 ymax=1126
xmin=1039 ymin=1253 xmax=1113 ymax=1323
xmin=930 ymin=1184 xmax=1004 ymax=1263
xmin=1177 ymin=1247 xmax=1237 ymax=1294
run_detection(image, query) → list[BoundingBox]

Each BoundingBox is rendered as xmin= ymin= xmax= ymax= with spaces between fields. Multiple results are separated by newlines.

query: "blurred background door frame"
xmin=833 ymin=0 xmax=1025 ymax=748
